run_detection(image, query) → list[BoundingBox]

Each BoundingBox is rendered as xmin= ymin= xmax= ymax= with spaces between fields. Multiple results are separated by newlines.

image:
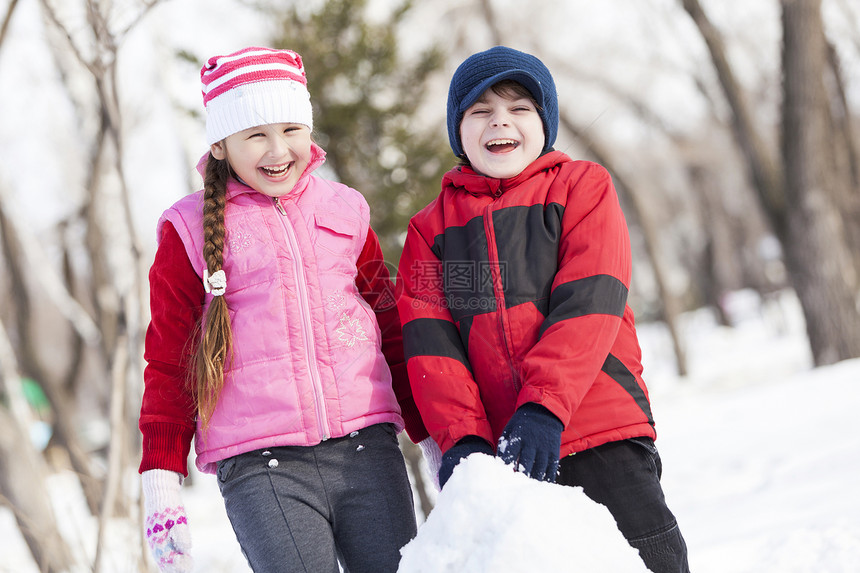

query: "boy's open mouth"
xmin=485 ymin=139 xmax=519 ymax=152
xmin=261 ymin=163 xmax=291 ymax=177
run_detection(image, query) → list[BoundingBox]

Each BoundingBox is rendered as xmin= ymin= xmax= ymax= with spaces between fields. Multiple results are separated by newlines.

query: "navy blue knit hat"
xmin=447 ymin=46 xmax=558 ymax=158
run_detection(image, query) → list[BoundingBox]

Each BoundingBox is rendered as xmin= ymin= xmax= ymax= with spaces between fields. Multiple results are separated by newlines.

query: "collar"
xmin=442 ymin=150 xmax=569 ymax=197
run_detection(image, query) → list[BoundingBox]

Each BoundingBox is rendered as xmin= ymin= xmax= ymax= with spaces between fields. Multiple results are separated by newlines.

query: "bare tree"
xmin=780 ymin=0 xmax=860 ymax=364
xmin=0 ymin=0 xmax=163 ymax=569
xmin=0 ymin=195 xmax=105 ymax=515
xmin=681 ymin=0 xmax=860 ymax=365
xmin=680 ymin=0 xmax=787 ymax=236
xmin=40 ymin=0 xmax=160 ymax=567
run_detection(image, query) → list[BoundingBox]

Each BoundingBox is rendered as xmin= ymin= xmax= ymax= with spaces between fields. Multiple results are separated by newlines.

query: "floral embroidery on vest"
xmin=325 ymin=292 xmax=347 ymax=312
xmin=335 ymin=313 xmax=369 ymax=348
xmin=229 ymin=230 xmax=253 ymax=253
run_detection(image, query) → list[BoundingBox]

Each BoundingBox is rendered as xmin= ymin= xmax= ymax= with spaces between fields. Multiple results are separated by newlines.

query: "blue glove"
xmin=497 ymin=403 xmax=563 ymax=482
xmin=438 ymin=436 xmax=495 ymax=489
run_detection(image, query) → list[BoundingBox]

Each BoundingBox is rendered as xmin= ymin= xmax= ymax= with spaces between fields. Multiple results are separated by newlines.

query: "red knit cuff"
xmin=139 ymin=420 xmax=196 ymax=477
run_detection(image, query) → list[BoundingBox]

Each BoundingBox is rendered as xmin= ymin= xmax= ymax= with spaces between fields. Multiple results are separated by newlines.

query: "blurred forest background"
xmin=0 ymin=0 xmax=858 ymax=570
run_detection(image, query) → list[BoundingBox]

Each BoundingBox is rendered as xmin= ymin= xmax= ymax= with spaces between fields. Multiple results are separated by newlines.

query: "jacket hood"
xmin=194 ymin=141 xmax=327 ymax=199
xmin=442 ymin=150 xmax=570 ymax=197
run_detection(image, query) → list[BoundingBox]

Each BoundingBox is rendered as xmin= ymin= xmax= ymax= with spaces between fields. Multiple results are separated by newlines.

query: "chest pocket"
xmin=314 ymin=211 xmax=360 ymax=259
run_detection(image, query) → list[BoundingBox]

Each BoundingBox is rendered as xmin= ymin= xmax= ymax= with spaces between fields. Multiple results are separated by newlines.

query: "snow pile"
xmin=398 ymin=454 xmax=648 ymax=573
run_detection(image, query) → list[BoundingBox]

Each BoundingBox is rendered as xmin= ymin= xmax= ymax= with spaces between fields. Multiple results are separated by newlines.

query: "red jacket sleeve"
xmin=356 ymin=227 xmax=429 ymax=443
xmin=396 ymin=219 xmax=493 ymax=452
xmin=138 ymin=221 xmax=200 ymax=476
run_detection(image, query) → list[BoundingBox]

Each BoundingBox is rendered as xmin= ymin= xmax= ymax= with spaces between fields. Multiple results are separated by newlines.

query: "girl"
xmin=139 ymin=46 xmax=434 ymax=573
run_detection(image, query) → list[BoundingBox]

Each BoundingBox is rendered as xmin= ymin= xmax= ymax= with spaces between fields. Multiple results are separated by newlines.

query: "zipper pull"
xmin=273 ymin=196 xmax=287 ymax=215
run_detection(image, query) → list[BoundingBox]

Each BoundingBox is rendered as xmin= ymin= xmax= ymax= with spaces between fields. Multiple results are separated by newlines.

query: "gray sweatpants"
xmin=216 ymin=423 xmax=417 ymax=573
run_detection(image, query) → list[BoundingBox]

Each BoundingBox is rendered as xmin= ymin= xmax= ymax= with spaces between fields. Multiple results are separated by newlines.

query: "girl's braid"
xmin=193 ymin=153 xmax=234 ymax=429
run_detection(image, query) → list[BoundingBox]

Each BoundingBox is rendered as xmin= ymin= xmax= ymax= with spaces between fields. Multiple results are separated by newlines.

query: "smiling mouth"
xmin=485 ymin=139 xmax=519 ymax=152
xmin=261 ymin=163 xmax=291 ymax=177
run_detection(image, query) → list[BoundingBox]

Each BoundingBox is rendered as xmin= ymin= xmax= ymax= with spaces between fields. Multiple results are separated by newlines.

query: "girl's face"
xmin=459 ymin=88 xmax=545 ymax=180
xmin=210 ymin=123 xmax=312 ymax=197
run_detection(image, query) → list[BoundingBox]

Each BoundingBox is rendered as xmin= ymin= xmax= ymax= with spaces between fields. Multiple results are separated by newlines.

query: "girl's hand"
xmin=142 ymin=469 xmax=194 ymax=573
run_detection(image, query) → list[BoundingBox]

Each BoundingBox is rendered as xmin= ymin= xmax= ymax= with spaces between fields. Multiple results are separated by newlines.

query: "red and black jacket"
xmin=396 ymin=151 xmax=655 ymax=457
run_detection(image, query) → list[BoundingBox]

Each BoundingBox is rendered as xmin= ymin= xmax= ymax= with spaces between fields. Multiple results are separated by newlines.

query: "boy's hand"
xmin=438 ymin=436 xmax=495 ymax=488
xmin=142 ymin=469 xmax=193 ymax=573
xmin=497 ymin=403 xmax=563 ymax=482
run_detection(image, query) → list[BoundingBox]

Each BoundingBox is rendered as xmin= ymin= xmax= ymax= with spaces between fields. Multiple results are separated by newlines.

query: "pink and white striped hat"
xmin=200 ymin=47 xmax=314 ymax=144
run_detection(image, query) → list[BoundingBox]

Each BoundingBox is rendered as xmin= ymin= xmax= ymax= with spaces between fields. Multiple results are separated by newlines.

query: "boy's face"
xmin=459 ymin=88 xmax=545 ymax=179
xmin=210 ymin=122 xmax=312 ymax=197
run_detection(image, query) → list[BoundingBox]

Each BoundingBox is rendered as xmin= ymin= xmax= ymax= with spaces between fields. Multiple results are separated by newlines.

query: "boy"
xmin=396 ymin=46 xmax=690 ymax=572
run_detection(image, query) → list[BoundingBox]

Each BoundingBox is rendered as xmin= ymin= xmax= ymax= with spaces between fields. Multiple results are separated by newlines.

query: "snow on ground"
xmin=644 ymin=292 xmax=860 ymax=573
xmin=3 ymin=290 xmax=860 ymax=572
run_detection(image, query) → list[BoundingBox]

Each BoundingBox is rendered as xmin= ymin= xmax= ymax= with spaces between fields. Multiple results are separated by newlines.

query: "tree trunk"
xmin=0 ymin=0 xmax=19 ymax=53
xmin=0 ymin=201 xmax=105 ymax=515
xmin=686 ymin=164 xmax=736 ymax=326
xmin=823 ymin=42 xmax=860 ymax=273
xmin=780 ymin=0 xmax=860 ymax=364
xmin=0 ymin=319 xmax=74 ymax=572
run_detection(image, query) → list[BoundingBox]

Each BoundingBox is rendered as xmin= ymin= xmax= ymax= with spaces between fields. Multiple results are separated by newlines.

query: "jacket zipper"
xmin=274 ymin=197 xmax=330 ymax=441
xmin=482 ymin=202 xmax=521 ymax=393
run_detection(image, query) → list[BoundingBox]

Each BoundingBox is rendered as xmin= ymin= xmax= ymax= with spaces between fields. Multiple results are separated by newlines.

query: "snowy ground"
xmin=3 ymin=289 xmax=860 ymax=572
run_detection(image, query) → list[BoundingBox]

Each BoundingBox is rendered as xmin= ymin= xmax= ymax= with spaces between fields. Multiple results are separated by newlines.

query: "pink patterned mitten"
xmin=142 ymin=469 xmax=193 ymax=573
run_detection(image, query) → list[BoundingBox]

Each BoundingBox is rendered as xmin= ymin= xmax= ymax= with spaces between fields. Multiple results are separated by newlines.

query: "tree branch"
xmin=0 ymin=0 xmax=20 ymax=54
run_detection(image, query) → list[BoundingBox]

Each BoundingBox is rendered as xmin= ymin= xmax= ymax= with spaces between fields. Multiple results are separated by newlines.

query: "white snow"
xmin=398 ymin=454 xmax=648 ymax=572
xmin=4 ymin=289 xmax=860 ymax=572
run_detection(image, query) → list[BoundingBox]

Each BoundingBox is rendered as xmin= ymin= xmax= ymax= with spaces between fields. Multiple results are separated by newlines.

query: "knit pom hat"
xmin=201 ymin=47 xmax=313 ymax=145
xmin=447 ymin=46 xmax=558 ymax=158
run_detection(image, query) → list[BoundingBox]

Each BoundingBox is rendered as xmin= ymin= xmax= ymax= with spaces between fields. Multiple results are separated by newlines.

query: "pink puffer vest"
xmin=159 ymin=147 xmax=404 ymax=473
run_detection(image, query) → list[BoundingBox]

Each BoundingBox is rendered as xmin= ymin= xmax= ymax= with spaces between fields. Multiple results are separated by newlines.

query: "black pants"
xmin=557 ymin=438 xmax=690 ymax=573
xmin=216 ymin=424 xmax=417 ymax=573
